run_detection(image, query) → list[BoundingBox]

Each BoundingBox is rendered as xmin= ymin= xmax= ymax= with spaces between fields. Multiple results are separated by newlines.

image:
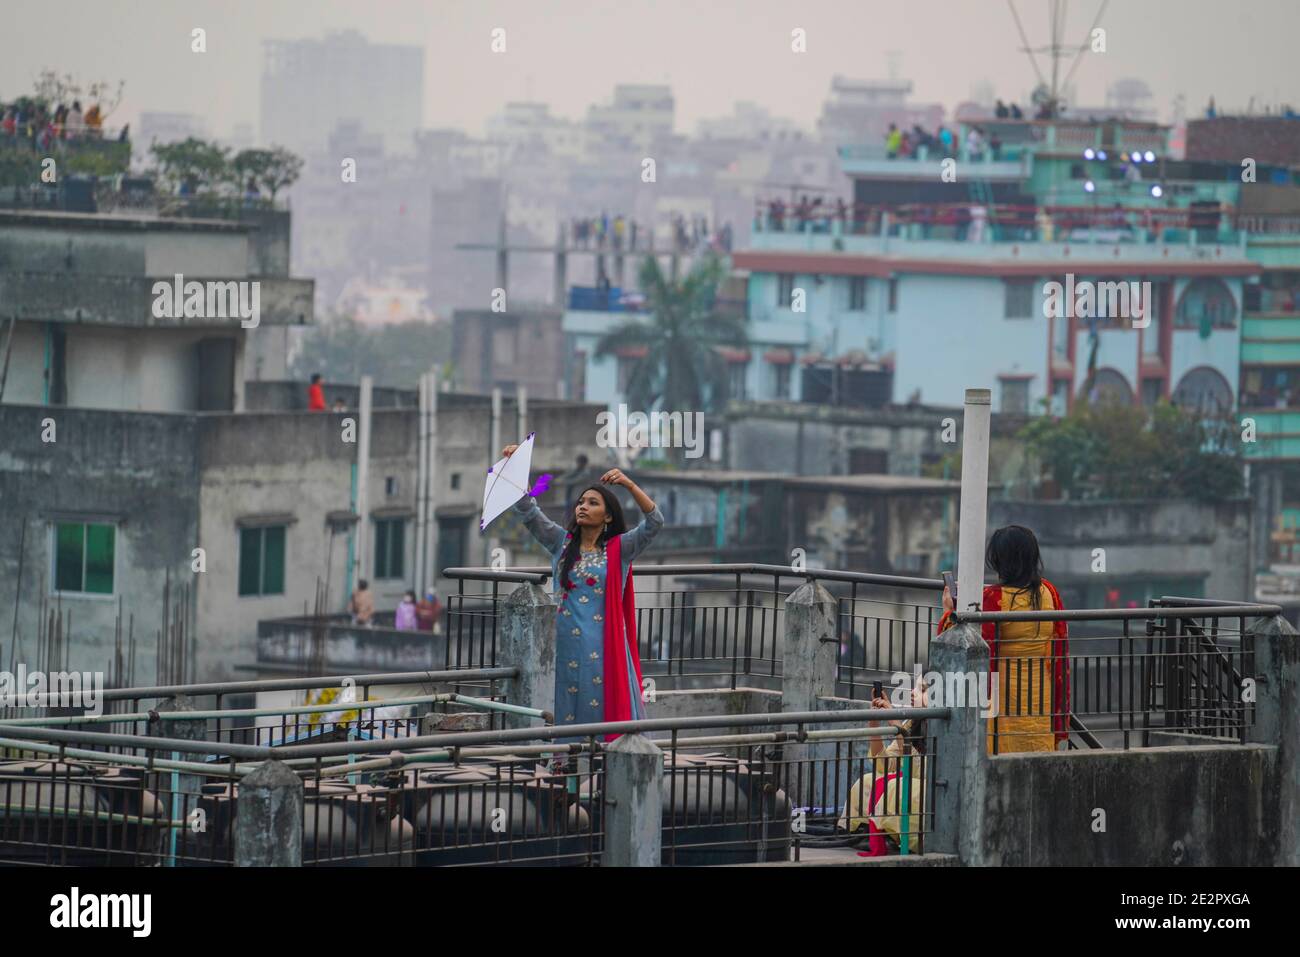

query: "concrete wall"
xmin=452 ymin=308 xmax=567 ymax=397
xmin=0 ymin=405 xmax=201 ymax=684
xmin=991 ymin=498 xmax=1251 ymax=603
xmin=980 ymin=746 xmax=1280 ymax=866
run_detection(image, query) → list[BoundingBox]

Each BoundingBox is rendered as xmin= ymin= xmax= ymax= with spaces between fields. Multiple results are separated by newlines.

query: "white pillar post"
xmin=415 ymin=374 xmax=428 ymax=591
xmin=956 ymin=388 xmax=991 ymax=611
xmin=356 ymin=375 xmax=373 ymax=584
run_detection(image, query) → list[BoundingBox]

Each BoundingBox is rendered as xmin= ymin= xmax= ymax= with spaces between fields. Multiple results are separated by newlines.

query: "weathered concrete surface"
xmin=147 ymin=693 xmax=208 ymax=804
xmin=1249 ymin=615 xmax=1299 ymax=865
xmin=0 ymin=405 xmax=201 ymax=681
xmin=782 ymin=579 xmax=840 ymax=809
xmin=745 ymin=852 xmax=961 ymax=867
xmin=645 ymin=687 xmax=781 ymax=738
xmin=981 ymin=745 xmax=1281 ymax=866
xmin=497 ymin=583 xmax=556 ymax=727
xmin=991 ymin=498 xmax=1250 ymax=605
xmin=603 ymin=733 xmax=663 ymax=867
xmin=235 ymin=759 xmax=303 ymax=867
xmin=257 ymin=618 xmax=473 ymax=673
xmin=928 ymin=621 xmax=991 ymax=862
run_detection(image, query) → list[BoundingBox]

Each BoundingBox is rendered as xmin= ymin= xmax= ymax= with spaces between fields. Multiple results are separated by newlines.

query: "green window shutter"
xmin=238 ymin=528 xmax=262 ymax=596
xmin=84 ymin=524 xmax=115 ymax=594
xmin=55 ymin=523 xmax=85 ymax=592
xmin=391 ymin=520 xmax=405 ymax=579
xmin=374 ymin=520 xmax=390 ymax=579
xmin=262 ymin=526 xmax=286 ymax=595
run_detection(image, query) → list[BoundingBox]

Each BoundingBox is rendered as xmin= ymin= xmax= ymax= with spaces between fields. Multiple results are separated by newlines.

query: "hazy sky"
xmin=3 ymin=0 xmax=1293 ymax=138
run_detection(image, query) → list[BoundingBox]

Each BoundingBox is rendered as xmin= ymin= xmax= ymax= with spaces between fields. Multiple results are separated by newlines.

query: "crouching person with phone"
xmin=837 ymin=682 xmax=928 ymax=855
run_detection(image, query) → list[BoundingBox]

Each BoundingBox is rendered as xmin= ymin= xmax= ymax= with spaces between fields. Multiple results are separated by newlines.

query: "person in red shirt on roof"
xmin=307 ymin=373 xmax=326 ymax=411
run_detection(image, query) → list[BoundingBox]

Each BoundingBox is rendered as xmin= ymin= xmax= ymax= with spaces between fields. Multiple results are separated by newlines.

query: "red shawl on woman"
xmin=936 ymin=580 xmax=1071 ymax=744
xmin=600 ymin=533 xmax=645 ymax=741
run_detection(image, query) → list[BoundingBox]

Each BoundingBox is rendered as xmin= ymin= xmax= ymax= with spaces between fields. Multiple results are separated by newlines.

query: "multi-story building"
xmin=260 ymin=29 xmax=423 ymax=159
xmin=816 ymin=76 xmax=944 ymax=151
xmin=586 ymin=84 xmax=675 ymax=151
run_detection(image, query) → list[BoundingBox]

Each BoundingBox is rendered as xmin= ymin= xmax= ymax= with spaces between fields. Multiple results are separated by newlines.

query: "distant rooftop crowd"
xmin=568 ymin=212 xmax=733 ymax=255
xmin=1 ymin=97 xmax=127 ymax=149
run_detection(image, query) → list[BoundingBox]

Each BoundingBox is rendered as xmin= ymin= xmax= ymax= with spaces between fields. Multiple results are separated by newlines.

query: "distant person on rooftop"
xmin=331 ymin=398 xmax=347 ymax=413
xmin=938 ymin=125 xmax=955 ymax=156
xmin=348 ymin=579 xmax=375 ymax=626
xmin=394 ymin=590 xmax=419 ymax=631
xmin=66 ymin=101 xmax=84 ymax=139
xmin=308 ymin=373 xmax=326 ymax=411
xmin=966 ymin=126 xmax=985 ymax=161
xmin=1206 ymin=96 xmax=1216 ymax=119
xmin=995 ymin=99 xmax=1009 ymax=118
xmin=885 ymin=123 xmax=901 ymax=159
xmin=416 ymin=588 xmax=442 ymax=632
xmin=243 ymin=177 xmax=261 ymax=202
xmin=1009 ymin=103 xmax=1024 ymax=120
xmin=84 ymin=103 xmax=102 ymax=135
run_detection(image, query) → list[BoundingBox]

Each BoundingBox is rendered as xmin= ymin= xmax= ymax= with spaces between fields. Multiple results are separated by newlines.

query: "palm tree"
xmin=593 ymin=255 xmax=748 ymax=456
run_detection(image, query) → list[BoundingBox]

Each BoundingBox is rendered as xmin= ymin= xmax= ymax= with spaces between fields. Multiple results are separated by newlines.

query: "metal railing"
xmin=952 ymin=601 xmax=1279 ymax=752
xmin=444 ymin=563 xmax=943 ymax=696
xmin=0 ymin=705 xmax=948 ymax=867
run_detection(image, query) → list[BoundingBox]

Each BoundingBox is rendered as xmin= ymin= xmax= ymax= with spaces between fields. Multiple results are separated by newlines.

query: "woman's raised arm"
xmin=502 ymin=444 xmax=567 ymax=554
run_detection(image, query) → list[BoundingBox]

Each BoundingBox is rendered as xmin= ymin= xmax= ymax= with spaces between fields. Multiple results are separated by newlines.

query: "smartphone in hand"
xmin=872 ymin=680 xmax=884 ymax=700
xmin=942 ymin=570 xmax=957 ymax=607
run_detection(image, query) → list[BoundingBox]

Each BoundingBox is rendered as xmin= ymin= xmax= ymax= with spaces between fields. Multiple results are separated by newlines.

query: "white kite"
xmin=480 ymin=431 xmax=553 ymax=531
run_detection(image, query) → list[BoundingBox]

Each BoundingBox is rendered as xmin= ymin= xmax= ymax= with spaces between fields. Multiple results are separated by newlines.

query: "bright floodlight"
xmin=1085 ymin=180 xmax=1096 ymax=193
xmin=1083 ymin=148 xmax=1096 ymax=160
xmin=1097 ymin=150 xmax=1108 ymax=161
xmin=1151 ymin=185 xmax=1163 ymax=198
xmin=1144 ymin=151 xmax=1156 ymax=163
xmin=1130 ymin=152 xmax=1141 ymax=164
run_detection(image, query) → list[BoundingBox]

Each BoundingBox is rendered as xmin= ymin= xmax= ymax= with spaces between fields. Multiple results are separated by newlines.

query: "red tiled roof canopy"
xmin=714 ymin=346 xmax=752 ymax=362
xmin=763 ymin=348 xmax=795 ymax=364
xmin=613 ymin=345 xmax=649 ymax=359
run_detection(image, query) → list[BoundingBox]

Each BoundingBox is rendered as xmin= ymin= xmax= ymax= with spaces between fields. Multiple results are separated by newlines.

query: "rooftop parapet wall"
xmin=0 ymin=272 xmax=313 ymax=327
xmin=980 ymin=745 xmax=1281 ymax=866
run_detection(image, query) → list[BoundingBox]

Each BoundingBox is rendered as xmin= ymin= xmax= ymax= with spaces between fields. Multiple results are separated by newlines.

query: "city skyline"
xmin=3 ymin=0 xmax=1295 ymax=146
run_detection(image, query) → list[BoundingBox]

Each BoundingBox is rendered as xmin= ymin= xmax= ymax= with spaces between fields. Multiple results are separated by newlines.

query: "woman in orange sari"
xmin=937 ymin=525 xmax=1070 ymax=754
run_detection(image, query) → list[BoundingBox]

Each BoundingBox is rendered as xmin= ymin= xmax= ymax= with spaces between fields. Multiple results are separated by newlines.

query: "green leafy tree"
xmin=232 ymin=146 xmax=303 ymax=199
xmin=1020 ymin=399 xmax=1241 ymax=501
xmin=593 ymin=255 xmax=747 ymax=461
xmin=150 ymin=137 xmax=230 ymax=194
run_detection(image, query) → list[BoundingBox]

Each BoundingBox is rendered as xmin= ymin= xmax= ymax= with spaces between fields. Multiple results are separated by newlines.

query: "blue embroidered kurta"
xmin=512 ymin=495 xmax=664 ymax=734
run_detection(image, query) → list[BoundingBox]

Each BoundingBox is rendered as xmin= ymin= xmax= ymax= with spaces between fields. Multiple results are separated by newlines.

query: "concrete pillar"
xmin=147 ymin=694 xmax=207 ymax=811
xmin=781 ymin=579 xmax=839 ymax=808
xmin=928 ymin=620 xmax=990 ymax=864
xmin=554 ymin=222 xmax=568 ymax=307
xmin=603 ymin=733 xmax=663 ymax=867
xmin=956 ymin=388 xmax=991 ymax=612
xmin=497 ymin=582 xmax=556 ymax=728
xmin=1249 ymin=615 xmax=1299 ymax=865
xmin=495 ymin=211 xmax=508 ymax=295
xmin=235 ymin=759 xmax=303 ymax=867
xmin=355 ymin=376 xmax=373 ymax=582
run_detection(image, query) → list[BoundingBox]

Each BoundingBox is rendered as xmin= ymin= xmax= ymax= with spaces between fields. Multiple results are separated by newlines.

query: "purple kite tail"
xmin=529 ymin=474 xmax=553 ymax=497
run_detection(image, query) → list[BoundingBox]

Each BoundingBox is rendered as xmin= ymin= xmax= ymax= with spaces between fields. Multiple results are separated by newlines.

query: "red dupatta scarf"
xmin=936 ymin=581 xmax=1071 ymax=744
xmin=600 ymin=533 xmax=644 ymax=741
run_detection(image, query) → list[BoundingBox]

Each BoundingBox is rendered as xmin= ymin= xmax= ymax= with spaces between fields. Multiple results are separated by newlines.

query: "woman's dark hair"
xmin=557 ymin=486 xmax=627 ymax=590
xmin=985 ymin=524 xmax=1045 ymax=609
xmin=901 ymin=718 xmax=927 ymax=756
